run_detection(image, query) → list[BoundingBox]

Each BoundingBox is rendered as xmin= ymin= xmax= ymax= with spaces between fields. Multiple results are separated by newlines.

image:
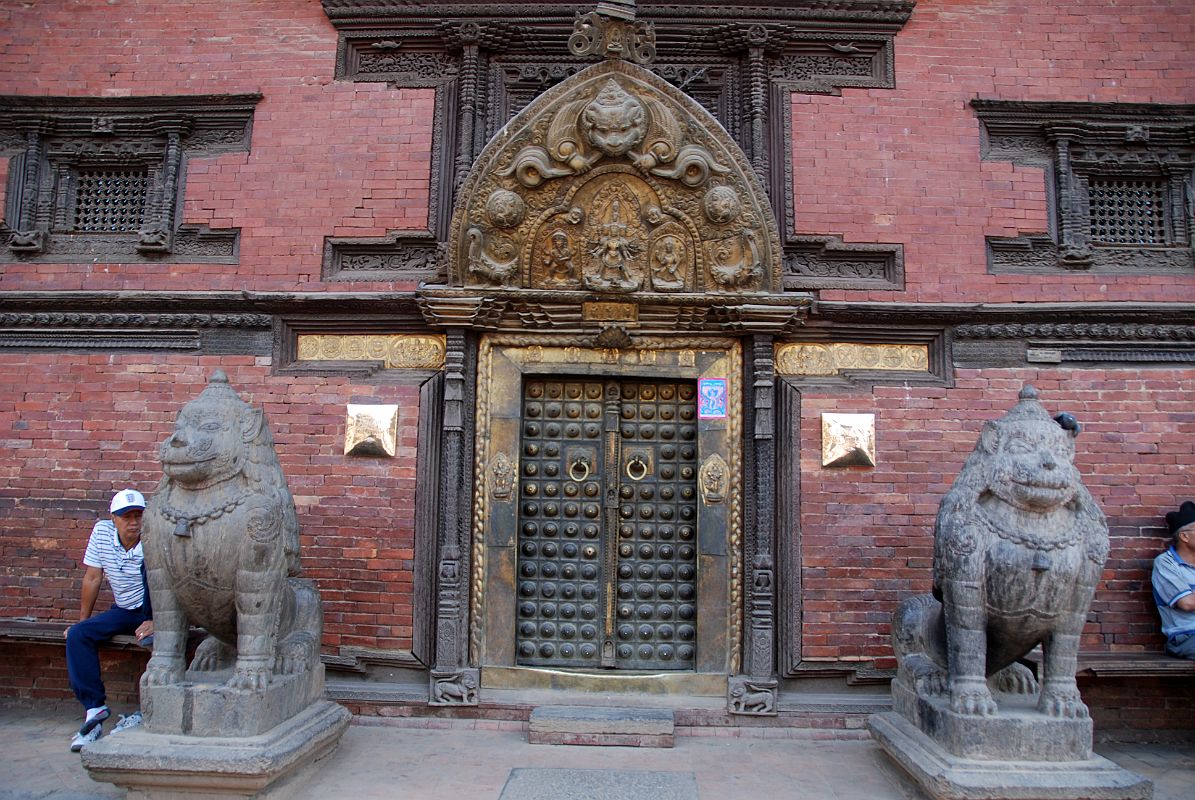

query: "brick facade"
xmin=0 ymin=1 xmax=1192 ymax=730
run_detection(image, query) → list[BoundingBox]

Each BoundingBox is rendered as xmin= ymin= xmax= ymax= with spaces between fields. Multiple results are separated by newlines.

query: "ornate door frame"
xmin=470 ymin=335 xmax=743 ymax=689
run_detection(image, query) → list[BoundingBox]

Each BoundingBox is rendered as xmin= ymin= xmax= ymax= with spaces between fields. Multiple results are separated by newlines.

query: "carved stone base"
xmin=142 ymin=664 xmax=326 ymax=738
xmin=891 ymin=678 xmax=1092 ymax=761
xmin=869 ymin=712 xmax=1152 ymax=800
xmin=81 ymin=699 xmax=351 ymax=799
xmin=429 ymin=667 xmax=480 ymax=706
xmin=727 ymin=675 xmax=778 ymax=716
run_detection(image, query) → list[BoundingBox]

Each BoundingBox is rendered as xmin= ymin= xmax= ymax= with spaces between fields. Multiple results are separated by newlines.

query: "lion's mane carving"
xmin=891 ymin=386 xmax=1108 ymax=719
xmin=143 ymin=371 xmax=322 ymax=691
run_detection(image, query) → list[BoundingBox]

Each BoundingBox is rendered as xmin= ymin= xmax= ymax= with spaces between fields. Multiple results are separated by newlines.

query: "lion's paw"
xmin=273 ymin=638 xmax=314 ymax=675
xmin=905 ymin=657 xmax=947 ymax=696
xmin=950 ymin=684 xmax=997 ymax=716
xmin=227 ymin=664 xmax=272 ymax=691
xmin=990 ymin=662 xmax=1038 ymax=696
xmin=1039 ymin=687 xmax=1089 ymax=719
xmin=190 ymin=638 xmax=235 ymax=672
xmin=143 ymin=658 xmax=184 ymax=687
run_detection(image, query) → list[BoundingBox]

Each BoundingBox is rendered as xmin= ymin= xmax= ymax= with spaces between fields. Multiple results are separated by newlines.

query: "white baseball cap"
xmin=110 ymin=489 xmax=146 ymax=516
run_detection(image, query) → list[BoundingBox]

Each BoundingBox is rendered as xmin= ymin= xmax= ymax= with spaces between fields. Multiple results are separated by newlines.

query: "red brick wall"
xmin=0 ymin=0 xmax=434 ymax=293
xmin=0 ymin=355 xmax=422 ymax=655
xmin=798 ymin=369 xmax=1195 ymax=666
xmin=0 ymin=1 xmax=1192 ymax=683
xmin=793 ymin=0 xmax=1195 ymax=305
xmin=0 ymin=641 xmax=146 ymax=707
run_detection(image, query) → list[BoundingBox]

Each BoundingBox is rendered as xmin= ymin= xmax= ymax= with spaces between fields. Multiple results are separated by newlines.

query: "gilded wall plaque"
xmin=489 ymin=452 xmax=515 ymax=500
xmin=775 ymin=343 xmax=929 ymax=376
xmin=344 ymin=404 xmax=400 ymax=457
xmin=297 ymin=334 xmax=446 ymax=370
xmin=700 ymin=453 xmax=728 ymax=504
xmin=583 ymin=301 xmax=638 ymax=322
xmin=821 ymin=413 xmax=876 ymax=468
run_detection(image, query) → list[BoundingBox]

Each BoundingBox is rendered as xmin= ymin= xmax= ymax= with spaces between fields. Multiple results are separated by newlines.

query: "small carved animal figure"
xmin=891 ymin=386 xmax=1108 ymax=719
xmin=143 ymin=371 xmax=322 ymax=691
xmin=433 ymin=673 xmax=478 ymax=705
xmin=730 ymin=683 xmax=775 ymax=714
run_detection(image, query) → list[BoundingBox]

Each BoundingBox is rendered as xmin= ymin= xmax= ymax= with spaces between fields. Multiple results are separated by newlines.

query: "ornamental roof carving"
xmin=447 ymin=57 xmax=784 ymax=297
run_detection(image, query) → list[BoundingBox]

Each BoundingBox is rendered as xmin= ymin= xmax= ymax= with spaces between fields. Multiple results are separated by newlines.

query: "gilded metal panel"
xmin=296 ymin=333 xmax=447 ymax=369
xmin=774 ymin=342 xmax=928 ymax=376
xmin=343 ymin=403 xmax=399 ymax=457
xmin=821 ymin=412 xmax=876 ymax=468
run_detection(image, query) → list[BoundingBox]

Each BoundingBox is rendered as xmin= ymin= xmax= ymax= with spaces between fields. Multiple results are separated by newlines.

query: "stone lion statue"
xmin=891 ymin=386 xmax=1108 ymax=719
xmin=143 ymin=371 xmax=322 ymax=691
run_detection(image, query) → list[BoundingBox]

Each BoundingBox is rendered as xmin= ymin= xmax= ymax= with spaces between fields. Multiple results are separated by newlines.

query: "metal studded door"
xmin=516 ymin=378 xmax=699 ymax=670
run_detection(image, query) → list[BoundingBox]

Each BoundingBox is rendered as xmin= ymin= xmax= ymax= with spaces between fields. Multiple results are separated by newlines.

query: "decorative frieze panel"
xmin=296 ymin=333 xmax=447 ymax=370
xmin=0 ymin=310 xmax=270 ymax=352
xmin=775 ymin=342 xmax=929 ymax=376
xmin=322 ymin=232 xmax=445 ymax=282
xmin=0 ymin=94 xmax=260 ymax=263
xmin=954 ymin=321 xmax=1195 ymax=367
xmin=782 ymin=234 xmax=903 ymax=290
xmin=974 ymin=100 xmax=1195 ymax=274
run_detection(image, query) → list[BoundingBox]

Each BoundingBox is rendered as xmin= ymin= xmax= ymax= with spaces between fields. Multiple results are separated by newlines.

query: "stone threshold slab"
xmin=528 ymin=705 xmax=675 ymax=747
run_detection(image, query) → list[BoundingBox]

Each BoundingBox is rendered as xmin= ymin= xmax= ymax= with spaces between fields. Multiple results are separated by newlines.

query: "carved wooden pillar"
xmin=451 ymin=23 xmax=486 ymax=196
xmin=138 ymin=129 xmax=183 ymax=254
xmin=1049 ymin=130 xmax=1093 ymax=268
xmin=8 ymin=127 xmax=45 ymax=253
xmin=429 ymin=328 xmax=480 ymax=705
xmin=745 ymin=25 xmax=770 ymax=186
xmin=729 ymin=334 xmax=778 ymax=715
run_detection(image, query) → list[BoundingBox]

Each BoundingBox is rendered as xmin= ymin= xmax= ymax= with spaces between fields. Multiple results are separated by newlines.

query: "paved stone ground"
xmin=1 ymin=702 xmax=1191 ymax=799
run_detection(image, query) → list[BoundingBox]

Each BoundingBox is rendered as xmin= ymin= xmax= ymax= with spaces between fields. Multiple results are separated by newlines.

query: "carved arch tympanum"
xmin=448 ymin=58 xmax=783 ymax=296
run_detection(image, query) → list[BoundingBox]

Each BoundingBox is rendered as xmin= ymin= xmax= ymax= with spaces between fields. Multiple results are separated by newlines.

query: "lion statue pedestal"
xmin=82 ymin=372 xmax=350 ymax=797
xmin=868 ymin=387 xmax=1151 ymax=800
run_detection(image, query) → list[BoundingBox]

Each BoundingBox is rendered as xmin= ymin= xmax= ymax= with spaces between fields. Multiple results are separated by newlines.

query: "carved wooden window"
xmin=0 ymin=94 xmax=260 ymax=263
xmin=66 ymin=166 xmax=152 ymax=233
xmin=974 ymin=100 xmax=1195 ymax=274
xmin=1086 ymin=177 xmax=1170 ymax=246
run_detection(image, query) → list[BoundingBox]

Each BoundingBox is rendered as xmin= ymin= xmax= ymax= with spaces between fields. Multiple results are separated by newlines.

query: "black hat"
xmin=1166 ymin=501 xmax=1195 ymax=537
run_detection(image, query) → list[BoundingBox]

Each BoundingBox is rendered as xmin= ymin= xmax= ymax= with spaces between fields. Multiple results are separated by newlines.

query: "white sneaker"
xmin=70 ymin=723 xmax=102 ymax=752
xmin=79 ymin=705 xmax=110 ymax=735
xmin=111 ymin=711 xmax=143 ymax=734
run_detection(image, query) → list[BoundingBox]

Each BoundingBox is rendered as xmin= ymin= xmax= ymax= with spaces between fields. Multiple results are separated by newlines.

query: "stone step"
xmin=528 ymin=705 xmax=675 ymax=747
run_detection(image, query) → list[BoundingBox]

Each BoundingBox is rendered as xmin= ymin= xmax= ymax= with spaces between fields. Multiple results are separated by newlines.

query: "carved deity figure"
xmin=649 ymin=236 xmax=685 ymax=290
xmin=542 ymin=230 xmax=578 ymax=283
xmin=890 ymin=386 xmax=1109 ymax=720
xmin=585 ymin=199 xmax=642 ymax=291
xmin=143 ymin=371 xmax=323 ymax=692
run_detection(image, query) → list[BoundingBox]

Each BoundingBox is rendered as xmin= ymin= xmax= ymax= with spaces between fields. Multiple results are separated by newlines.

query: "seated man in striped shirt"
xmin=1153 ymin=500 xmax=1195 ymax=660
xmin=64 ymin=488 xmax=154 ymax=752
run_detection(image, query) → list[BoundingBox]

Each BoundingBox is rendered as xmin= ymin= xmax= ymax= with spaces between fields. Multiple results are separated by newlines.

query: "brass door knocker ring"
xmin=625 ymin=455 xmax=649 ymax=481
xmin=569 ymin=456 xmax=591 ymax=482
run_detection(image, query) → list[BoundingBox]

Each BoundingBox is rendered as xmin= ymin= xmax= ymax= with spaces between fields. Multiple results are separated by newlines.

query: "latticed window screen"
xmin=1087 ymin=177 xmax=1168 ymax=245
xmin=73 ymin=168 xmax=149 ymax=232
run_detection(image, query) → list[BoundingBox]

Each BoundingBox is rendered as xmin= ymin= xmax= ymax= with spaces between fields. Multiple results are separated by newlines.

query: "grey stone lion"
xmin=891 ymin=386 xmax=1109 ymax=719
xmin=143 ymin=371 xmax=322 ymax=691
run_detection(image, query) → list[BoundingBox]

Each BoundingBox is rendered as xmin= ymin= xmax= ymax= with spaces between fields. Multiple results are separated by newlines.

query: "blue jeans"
xmin=66 ymin=604 xmax=149 ymax=710
xmin=1167 ymin=633 xmax=1195 ymax=660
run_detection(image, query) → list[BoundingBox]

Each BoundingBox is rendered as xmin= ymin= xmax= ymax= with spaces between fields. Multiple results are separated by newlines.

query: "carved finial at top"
xmin=596 ymin=0 xmax=638 ymax=21
xmin=569 ymin=2 xmax=656 ymax=64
